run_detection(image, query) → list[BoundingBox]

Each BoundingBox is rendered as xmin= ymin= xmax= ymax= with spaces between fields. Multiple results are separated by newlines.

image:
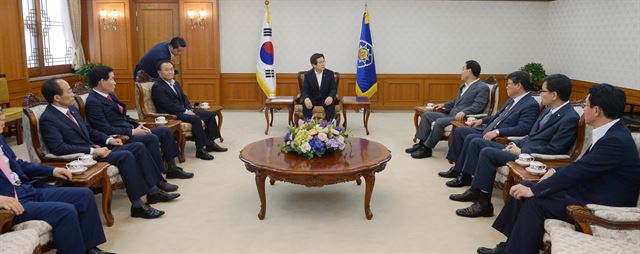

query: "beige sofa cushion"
xmin=0 ymin=229 xmax=39 ymax=254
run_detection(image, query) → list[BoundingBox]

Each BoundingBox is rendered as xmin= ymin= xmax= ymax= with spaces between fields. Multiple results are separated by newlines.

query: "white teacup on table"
xmin=155 ymin=116 xmax=167 ymax=125
xmin=526 ymin=161 xmax=547 ymax=175
xmin=66 ymin=160 xmax=87 ymax=175
xmin=425 ymin=103 xmax=434 ymax=110
xmin=200 ymin=102 xmax=210 ymax=109
xmin=466 ymin=116 xmax=477 ymax=125
xmin=78 ymin=154 xmax=96 ymax=166
xmin=516 ymin=153 xmax=534 ymax=166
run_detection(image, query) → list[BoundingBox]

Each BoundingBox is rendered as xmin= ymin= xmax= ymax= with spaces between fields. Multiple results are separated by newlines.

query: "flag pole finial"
xmin=265 ymin=0 xmax=270 ymax=6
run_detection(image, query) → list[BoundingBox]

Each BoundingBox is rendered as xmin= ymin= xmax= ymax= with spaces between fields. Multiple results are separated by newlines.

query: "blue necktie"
xmin=539 ymin=110 xmax=553 ymax=127
xmin=483 ymin=100 xmax=513 ymax=134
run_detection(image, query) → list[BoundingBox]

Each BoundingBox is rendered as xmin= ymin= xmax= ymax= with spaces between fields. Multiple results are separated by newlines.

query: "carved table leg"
xmin=363 ymin=106 xmax=370 ymax=135
xmin=355 ymin=178 xmax=362 ymax=186
xmin=264 ymin=107 xmax=270 ymax=135
xmin=363 ymin=173 xmax=375 ymax=220
xmin=413 ymin=110 xmax=420 ymax=143
xmin=100 ymin=170 xmax=114 ymax=226
xmin=342 ymin=105 xmax=348 ymax=129
xmin=270 ymin=108 xmax=275 ymax=126
xmin=255 ymin=173 xmax=267 ymax=220
xmin=216 ymin=111 xmax=224 ymax=142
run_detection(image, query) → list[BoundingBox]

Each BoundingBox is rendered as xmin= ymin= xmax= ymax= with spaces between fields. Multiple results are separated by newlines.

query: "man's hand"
xmin=0 ymin=196 xmax=24 ymax=215
xmin=455 ymin=112 xmax=466 ymax=121
xmin=185 ymin=110 xmax=196 ymax=116
xmin=132 ymin=125 xmax=151 ymax=135
xmin=540 ymin=168 xmax=555 ymax=182
xmin=304 ymin=98 xmax=313 ymax=109
xmin=504 ymin=144 xmax=522 ymax=155
xmin=93 ymin=147 xmax=112 ymax=158
xmin=468 ymin=119 xmax=483 ymax=127
xmin=324 ymin=97 xmax=333 ymax=106
xmin=509 ymin=184 xmax=534 ymax=200
xmin=53 ymin=167 xmax=72 ymax=181
xmin=483 ymin=130 xmax=499 ymax=140
xmin=108 ymin=138 xmax=123 ymax=146
xmin=433 ymin=103 xmax=445 ymax=110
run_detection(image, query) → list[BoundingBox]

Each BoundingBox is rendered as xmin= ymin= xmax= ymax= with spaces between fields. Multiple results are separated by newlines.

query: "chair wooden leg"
xmin=216 ymin=111 xmax=224 ymax=142
xmin=16 ymin=121 xmax=23 ymax=145
xmin=413 ymin=111 xmax=421 ymax=143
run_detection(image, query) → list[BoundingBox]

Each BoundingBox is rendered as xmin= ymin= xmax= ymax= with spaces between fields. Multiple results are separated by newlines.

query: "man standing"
xmin=301 ymin=53 xmax=338 ymax=122
xmin=152 ymin=60 xmax=227 ymax=160
xmin=85 ymin=65 xmax=194 ymax=179
xmin=134 ymin=36 xmax=186 ymax=79
xmin=406 ymin=60 xmax=490 ymax=158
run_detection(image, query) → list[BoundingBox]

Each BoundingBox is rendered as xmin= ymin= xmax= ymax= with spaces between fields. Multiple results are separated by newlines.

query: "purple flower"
xmin=309 ymin=136 xmax=326 ymax=154
xmin=335 ymin=126 xmax=343 ymax=132
xmin=319 ymin=120 xmax=329 ymax=128
xmin=284 ymin=132 xmax=291 ymax=142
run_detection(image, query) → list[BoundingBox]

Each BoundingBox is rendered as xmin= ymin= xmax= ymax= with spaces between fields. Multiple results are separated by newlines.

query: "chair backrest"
xmin=569 ymin=101 xmax=593 ymax=159
xmin=72 ymin=83 xmax=91 ymax=120
xmin=296 ymin=71 xmax=341 ymax=103
xmin=0 ymin=74 xmax=9 ymax=106
xmin=135 ymin=81 xmax=157 ymax=120
xmin=483 ymin=76 xmax=499 ymax=116
xmin=21 ymin=94 xmax=50 ymax=163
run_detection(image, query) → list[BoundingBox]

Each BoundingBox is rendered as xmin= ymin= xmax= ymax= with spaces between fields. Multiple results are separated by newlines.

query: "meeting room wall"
xmin=218 ymin=0 xmax=548 ymax=108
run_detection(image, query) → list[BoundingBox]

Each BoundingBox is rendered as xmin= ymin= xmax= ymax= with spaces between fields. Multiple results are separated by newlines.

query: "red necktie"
xmin=66 ymin=111 xmax=79 ymax=127
xmin=107 ymin=95 xmax=124 ymax=114
xmin=0 ymin=154 xmax=18 ymax=201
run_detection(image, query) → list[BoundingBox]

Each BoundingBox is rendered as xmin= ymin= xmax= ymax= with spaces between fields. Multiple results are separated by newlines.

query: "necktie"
xmin=483 ymin=100 xmax=514 ymax=134
xmin=0 ymin=153 xmax=18 ymax=201
xmin=539 ymin=110 xmax=553 ymax=127
xmin=107 ymin=95 xmax=124 ymax=114
xmin=66 ymin=111 xmax=79 ymax=127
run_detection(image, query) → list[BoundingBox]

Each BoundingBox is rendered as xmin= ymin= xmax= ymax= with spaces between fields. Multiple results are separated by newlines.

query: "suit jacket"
xmin=85 ymin=91 xmax=140 ymax=136
xmin=134 ymin=42 xmax=171 ymax=79
xmin=480 ymin=93 xmax=540 ymax=137
xmin=301 ymin=69 xmax=337 ymax=105
xmin=532 ymin=121 xmax=640 ymax=207
xmin=516 ymin=103 xmax=580 ymax=155
xmin=443 ymin=80 xmax=490 ymax=116
xmin=151 ymin=79 xmax=192 ymax=115
xmin=0 ymin=137 xmax=54 ymax=198
xmin=39 ymin=105 xmax=110 ymax=155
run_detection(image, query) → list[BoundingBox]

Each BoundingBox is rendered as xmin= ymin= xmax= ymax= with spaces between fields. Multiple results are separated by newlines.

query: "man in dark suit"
xmin=151 ymin=60 xmax=226 ymax=160
xmin=39 ymin=78 xmax=179 ymax=219
xmin=301 ymin=53 xmax=338 ymax=122
xmin=134 ymin=36 xmax=186 ymax=79
xmin=478 ymin=84 xmax=640 ymax=254
xmin=0 ymin=110 xmax=112 ymax=254
xmin=85 ymin=65 xmax=193 ymax=179
xmin=450 ymin=75 xmax=579 ymax=218
xmin=440 ymin=71 xmax=540 ymax=178
xmin=406 ymin=60 xmax=490 ymax=158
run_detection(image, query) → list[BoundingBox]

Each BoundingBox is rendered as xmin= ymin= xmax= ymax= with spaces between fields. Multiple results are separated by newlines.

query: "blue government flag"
xmin=356 ymin=6 xmax=377 ymax=98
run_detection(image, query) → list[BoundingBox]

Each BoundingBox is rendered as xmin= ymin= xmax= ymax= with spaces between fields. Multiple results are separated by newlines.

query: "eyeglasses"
xmin=539 ymin=90 xmax=550 ymax=93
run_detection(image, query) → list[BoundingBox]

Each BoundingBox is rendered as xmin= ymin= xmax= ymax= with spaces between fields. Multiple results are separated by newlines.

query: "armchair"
xmin=293 ymin=71 xmax=342 ymax=126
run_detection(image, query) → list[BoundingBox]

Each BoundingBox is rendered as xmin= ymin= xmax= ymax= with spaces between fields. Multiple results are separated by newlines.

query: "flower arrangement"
xmin=279 ymin=119 xmax=350 ymax=159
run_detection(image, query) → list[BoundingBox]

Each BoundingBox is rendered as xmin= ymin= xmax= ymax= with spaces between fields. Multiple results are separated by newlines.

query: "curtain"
xmin=62 ymin=0 xmax=85 ymax=69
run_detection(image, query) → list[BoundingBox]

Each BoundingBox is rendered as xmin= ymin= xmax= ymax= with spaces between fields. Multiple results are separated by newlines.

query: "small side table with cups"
xmin=142 ymin=119 xmax=185 ymax=163
xmin=263 ymin=96 xmax=295 ymax=135
xmin=504 ymin=159 xmax=544 ymax=202
xmin=65 ymin=159 xmax=115 ymax=227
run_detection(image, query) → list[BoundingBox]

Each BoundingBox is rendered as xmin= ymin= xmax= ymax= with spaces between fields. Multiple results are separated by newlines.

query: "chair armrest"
xmin=414 ymin=106 xmax=445 ymax=113
xmin=0 ymin=209 xmax=15 ymax=234
xmin=567 ymin=205 xmax=640 ymax=235
xmin=494 ymin=137 xmax=509 ymax=145
xmin=466 ymin=113 xmax=489 ymax=119
xmin=141 ymin=113 xmax=177 ymax=120
xmin=450 ymin=120 xmax=466 ymax=128
xmin=531 ymin=154 xmax=571 ymax=160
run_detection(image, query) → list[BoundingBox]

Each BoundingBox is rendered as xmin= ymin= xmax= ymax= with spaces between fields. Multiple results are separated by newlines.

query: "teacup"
xmin=466 ymin=117 xmax=477 ymax=124
xmin=426 ymin=103 xmax=434 ymax=110
xmin=200 ymin=102 xmax=210 ymax=108
xmin=518 ymin=153 xmax=534 ymax=162
xmin=529 ymin=161 xmax=547 ymax=172
xmin=79 ymin=154 xmax=93 ymax=164
xmin=155 ymin=116 xmax=166 ymax=124
xmin=66 ymin=160 xmax=84 ymax=171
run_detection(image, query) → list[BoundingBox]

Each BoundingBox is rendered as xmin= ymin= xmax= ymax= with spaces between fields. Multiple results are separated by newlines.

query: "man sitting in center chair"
xmin=301 ymin=53 xmax=338 ymax=122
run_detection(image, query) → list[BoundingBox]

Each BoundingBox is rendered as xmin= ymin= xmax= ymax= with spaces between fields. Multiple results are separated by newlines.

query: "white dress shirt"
xmin=461 ymin=78 xmax=479 ymax=96
xmin=589 ymin=118 xmax=620 ymax=152
xmin=315 ymin=70 xmax=323 ymax=89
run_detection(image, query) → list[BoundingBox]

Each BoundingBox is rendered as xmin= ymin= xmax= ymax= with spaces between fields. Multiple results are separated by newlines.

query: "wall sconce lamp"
xmin=99 ymin=9 xmax=120 ymax=30
xmin=187 ymin=9 xmax=207 ymax=29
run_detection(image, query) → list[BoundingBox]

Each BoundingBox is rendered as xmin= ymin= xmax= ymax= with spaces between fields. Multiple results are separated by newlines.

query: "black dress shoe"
xmin=87 ymin=247 xmax=115 ymax=254
xmin=450 ymin=188 xmax=480 ymax=202
xmin=196 ymin=149 xmax=214 ymax=160
xmin=131 ymin=204 xmax=165 ymax=219
xmin=438 ymin=167 xmax=459 ymax=178
xmin=147 ymin=190 xmax=180 ymax=204
xmin=446 ymin=174 xmax=472 ymax=187
xmin=477 ymin=242 xmax=506 ymax=254
xmin=166 ymin=167 xmax=194 ymax=179
xmin=405 ymin=144 xmax=421 ymax=154
xmin=206 ymin=142 xmax=228 ymax=152
xmin=410 ymin=146 xmax=432 ymax=158
xmin=157 ymin=180 xmax=178 ymax=192
xmin=456 ymin=201 xmax=494 ymax=217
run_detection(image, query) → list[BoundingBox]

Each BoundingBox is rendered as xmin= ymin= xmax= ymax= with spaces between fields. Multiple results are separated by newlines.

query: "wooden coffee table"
xmin=341 ymin=96 xmax=371 ymax=135
xmin=142 ymin=120 xmax=185 ymax=163
xmin=240 ymin=137 xmax=391 ymax=220
xmin=264 ymin=96 xmax=295 ymax=135
xmin=504 ymin=161 xmax=542 ymax=202
xmin=64 ymin=162 xmax=114 ymax=226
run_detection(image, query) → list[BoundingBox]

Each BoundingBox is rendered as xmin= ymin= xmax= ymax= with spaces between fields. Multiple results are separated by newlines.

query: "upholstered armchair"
xmin=413 ymin=76 xmax=499 ymax=144
xmin=0 ymin=74 xmax=24 ymax=145
xmin=293 ymin=71 xmax=342 ymax=126
xmin=1 ymin=209 xmax=53 ymax=254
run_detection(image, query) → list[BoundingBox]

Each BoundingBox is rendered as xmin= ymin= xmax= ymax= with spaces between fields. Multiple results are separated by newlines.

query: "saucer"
xmin=525 ymin=166 xmax=546 ymax=175
xmin=200 ymin=106 xmax=211 ymax=109
xmin=155 ymin=120 xmax=168 ymax=125
xmin=515 ymin=159 xmax=531 ymax=167
xmin=78 ymin=160 xmax=97 ymax=167
xmin=68 ymin=166 xmax=88 ymax=175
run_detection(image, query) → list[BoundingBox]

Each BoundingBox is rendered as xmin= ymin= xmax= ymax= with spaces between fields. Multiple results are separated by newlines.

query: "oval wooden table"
xmin=239 ymin=137 xmax=391 ymax=220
